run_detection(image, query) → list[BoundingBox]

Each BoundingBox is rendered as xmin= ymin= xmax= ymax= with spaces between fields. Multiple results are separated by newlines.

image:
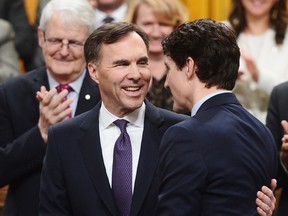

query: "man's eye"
xmin=48 ymin=38 xmax=62 ymax=44
xmin=69 ymin=40 xmax=83 ymax=47
xmin=138 ymin=61 xmax=148 ymax=66
xmin=117 ymin=62 xmax=129 ymax=67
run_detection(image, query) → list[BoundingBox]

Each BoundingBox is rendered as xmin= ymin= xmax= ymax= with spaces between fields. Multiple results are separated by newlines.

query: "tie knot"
xmin=102 ymin=16 xmax=114 ymax=24
xmin=114 ymin=119 xmax=128 ymax=133
xmin=56 ymin=84 xmax=73 ymax=93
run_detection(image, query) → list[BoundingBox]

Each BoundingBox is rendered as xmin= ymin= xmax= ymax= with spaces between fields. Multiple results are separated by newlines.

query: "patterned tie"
xmin=112 ymin=119 xmax=132 ymax=216
xmin=56 ymin=84 xmax=73 ymax=118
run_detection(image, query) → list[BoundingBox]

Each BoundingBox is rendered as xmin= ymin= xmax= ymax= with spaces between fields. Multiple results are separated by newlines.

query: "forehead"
xmin=164 ymin=55 xmax=175 ymax=66
xmin=136 ymin=3 xmax=159 ymax=22
xmin=100 ymin=32 xmax=148 ymax=59
xmin=97 ymin=0 xmax=125 ymax=5
xmin=136 ymin=2 xmax=177 ymax=26
xmin=45 ymin=13 xmax=89 ymax=39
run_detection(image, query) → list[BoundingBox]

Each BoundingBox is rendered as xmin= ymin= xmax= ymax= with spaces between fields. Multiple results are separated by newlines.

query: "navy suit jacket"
xmin=157 ymin=93 xmax=278 ymax=215
xmin=266 ymin=81 xmax=288 ymax=216
xmin=39 ymin=100 xmax=188 ymax=216
xmin=0 ymin=67 xmax=101 ymax=216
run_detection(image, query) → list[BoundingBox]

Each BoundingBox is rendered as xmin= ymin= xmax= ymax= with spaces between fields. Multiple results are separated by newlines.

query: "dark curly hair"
xmin=162 ymin=18 xmax=240 ymax=90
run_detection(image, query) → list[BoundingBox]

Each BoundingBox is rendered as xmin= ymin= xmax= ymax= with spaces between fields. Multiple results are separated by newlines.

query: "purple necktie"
xmin=112 ymin=119 xmax=132 ymax=216
xmin=56 ymin=84 xmax=73 ymax=118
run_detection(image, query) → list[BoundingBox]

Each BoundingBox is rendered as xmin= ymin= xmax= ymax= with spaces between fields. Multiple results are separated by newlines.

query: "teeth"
xmin=125 ymin=87 xmax=140 ymax=91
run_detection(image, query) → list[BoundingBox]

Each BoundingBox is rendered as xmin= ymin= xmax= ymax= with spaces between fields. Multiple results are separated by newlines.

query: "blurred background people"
xmin=0 ymin=17 xmax=20 ymax=214
xmin=0 ymin=0 xmax=101 ymax=215
xmin=125 ymin=0 xmax=188 ymax=110
xmin=89 ymin=0 xmax=131 ymax=27
xmin=227 ymin=0 xmax=288 ymax=123
xmin=87 ymin=0 xmax=98 ymax=9
xmin=0 ymin=0 xmax=39 ymax=71
xmin=266 ymin=82 xmax=288 ymax=216
xmin=0 ymin=19 xmax=20 ymax=84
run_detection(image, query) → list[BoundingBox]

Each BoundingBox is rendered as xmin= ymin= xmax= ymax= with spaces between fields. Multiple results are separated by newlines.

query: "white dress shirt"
xmin=99 ymin=102 xmax=145 ymax=191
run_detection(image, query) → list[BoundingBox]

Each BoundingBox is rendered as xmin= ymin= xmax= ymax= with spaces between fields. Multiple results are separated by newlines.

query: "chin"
xmin=149 ymin=47 xmax=163 ymax=54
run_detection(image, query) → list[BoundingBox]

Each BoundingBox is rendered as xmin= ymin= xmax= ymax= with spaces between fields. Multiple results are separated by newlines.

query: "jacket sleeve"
xmin=0 ymin=84 xmax=46 ymax=187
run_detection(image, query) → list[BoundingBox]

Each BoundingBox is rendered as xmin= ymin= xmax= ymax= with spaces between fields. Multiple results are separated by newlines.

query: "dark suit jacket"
xmin=39 ymin=100 xmax=188 ymax=216
xmin=0 ymin=67 xmax=101 ymax=216
xmin=266 ymin=81 xmax=288 ymax=216
xmin=157 ymin=93 xmax=278 ymax=215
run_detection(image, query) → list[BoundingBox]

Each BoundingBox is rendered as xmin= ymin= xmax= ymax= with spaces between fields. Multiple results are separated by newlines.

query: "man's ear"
xmin=87 ymin=63 xmax=100 ymax=85
xmin=185 ymin=57 xmax=196 ymax=80
xmin=38 ymin=27 xmax=45 ymax=48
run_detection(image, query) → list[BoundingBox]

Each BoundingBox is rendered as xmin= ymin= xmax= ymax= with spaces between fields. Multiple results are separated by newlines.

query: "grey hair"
xmin=39 ymin=0 xmax=97 ymax=35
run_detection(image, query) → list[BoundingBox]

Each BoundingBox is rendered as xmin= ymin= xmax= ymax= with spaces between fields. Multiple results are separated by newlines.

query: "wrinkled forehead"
xmin=99 ymin=32 xmax=149 ymax=62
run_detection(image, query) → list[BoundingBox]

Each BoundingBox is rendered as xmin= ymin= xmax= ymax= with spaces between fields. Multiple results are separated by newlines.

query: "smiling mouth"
xmin=124 ymin=86 xmax=141 ymax=92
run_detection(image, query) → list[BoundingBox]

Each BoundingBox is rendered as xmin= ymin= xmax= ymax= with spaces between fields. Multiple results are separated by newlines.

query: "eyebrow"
xmin=137 ymin=56 xmax=149 ymax=63
xmin=112 ymin=56 xmax=149 ymax=66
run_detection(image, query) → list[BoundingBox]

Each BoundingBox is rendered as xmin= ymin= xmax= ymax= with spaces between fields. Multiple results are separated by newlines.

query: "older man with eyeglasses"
xmin=0 ymin=0 xmax=101 ymax=215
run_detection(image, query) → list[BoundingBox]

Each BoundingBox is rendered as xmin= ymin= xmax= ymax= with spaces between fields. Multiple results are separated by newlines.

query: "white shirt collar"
xmin=47 ymin=69 xmax=86 ymax=94
xmin=99 ymin=102 xmax=146 ymax=129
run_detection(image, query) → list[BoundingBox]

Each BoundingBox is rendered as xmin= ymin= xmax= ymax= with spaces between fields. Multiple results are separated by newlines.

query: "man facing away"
xmin=156 ymin=18 xmax=278 ymax=216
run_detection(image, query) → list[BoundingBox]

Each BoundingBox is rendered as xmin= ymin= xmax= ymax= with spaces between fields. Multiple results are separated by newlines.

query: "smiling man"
xmin=39 ymin=22 xmax=188 ymax=216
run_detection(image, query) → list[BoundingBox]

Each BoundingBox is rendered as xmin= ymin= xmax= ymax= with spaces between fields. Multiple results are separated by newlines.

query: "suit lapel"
xmin=31 ymin=66 xmax=49 ymax=88
xmin=78 ymin=101 xmax=165 ymax=216
xmin=131 ymin=101 xmax=164 ymax=215
xmin=29 ymin=67 xmax=49 ymax=121
xmin=75 ymin=71 xmax=101 ymax=116
xmin=78 ymin=104 xmax=118 ymax=216
xmin=29 ymin=68 xmax=100 ymax=117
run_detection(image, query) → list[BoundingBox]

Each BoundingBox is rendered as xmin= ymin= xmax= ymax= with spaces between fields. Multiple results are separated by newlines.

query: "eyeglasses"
xmin=42 ymin=31 xmax=84 ymax=51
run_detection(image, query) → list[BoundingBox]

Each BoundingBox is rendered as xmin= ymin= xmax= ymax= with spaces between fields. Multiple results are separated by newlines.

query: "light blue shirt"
xmin=191 ymin=91 xmax=232 ymax=116
xmin=47 ymin=69 xmax=86 ymax=117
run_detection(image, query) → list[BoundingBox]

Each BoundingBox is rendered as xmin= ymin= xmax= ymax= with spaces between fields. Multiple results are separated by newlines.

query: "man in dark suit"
xmin=39 ymin=21 xmax=277 ymax=216
xmin=0 ymin=0 xmax=101 ymax=215
xmin=156 ymin=18 xmax=278 ymax=216
xmin=266 ymin=82 xmax=288 ymax=216
xmin=39 ymin=22 xmax=188 ymax=216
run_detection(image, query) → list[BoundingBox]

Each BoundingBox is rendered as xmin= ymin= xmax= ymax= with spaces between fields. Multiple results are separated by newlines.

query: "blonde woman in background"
xmin=227 ymin=0 xmax=288 ymax=123
xmin=125 ymin=0 xmax=188 ymax=111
